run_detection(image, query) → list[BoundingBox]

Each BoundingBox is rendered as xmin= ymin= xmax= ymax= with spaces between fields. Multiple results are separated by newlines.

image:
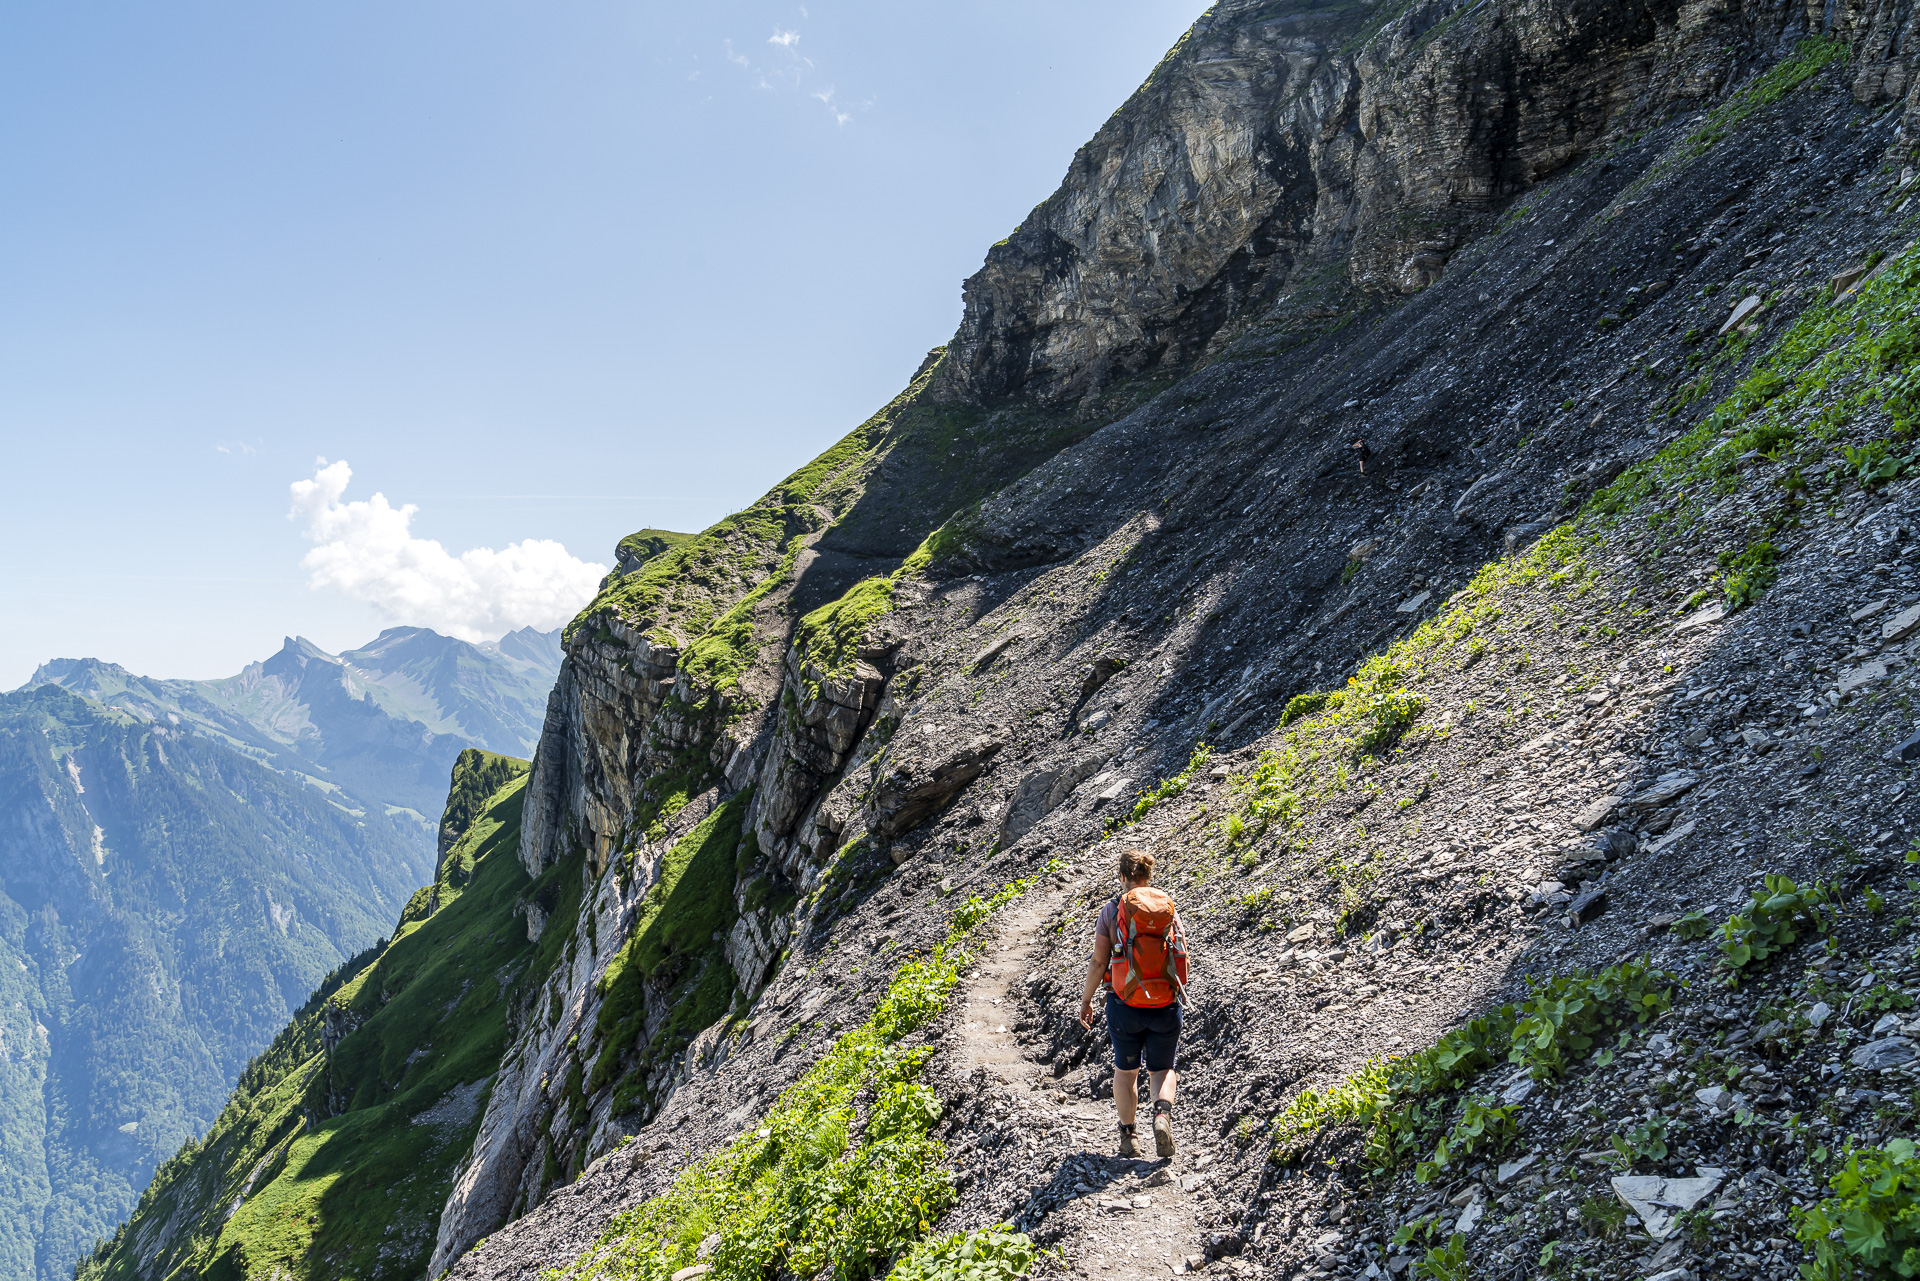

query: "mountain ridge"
xmin=75 ymin=3 xmax=1920 ymax=1281
xmin=22 ymin=626 xmax=564 ymax=827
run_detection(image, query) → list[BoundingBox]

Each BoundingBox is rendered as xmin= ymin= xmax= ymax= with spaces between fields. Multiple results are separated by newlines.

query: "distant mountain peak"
xmin=22 ymin=656 xmax=134 ymax=694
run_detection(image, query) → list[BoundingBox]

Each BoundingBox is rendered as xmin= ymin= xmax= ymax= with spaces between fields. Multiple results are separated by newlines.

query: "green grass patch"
xmin=1111 ymin=743 xmax=1213 ymax=828
xmin=1269 ymin=960 xmax=1672 ymax=1177
xmin=544 ymin=873 xmax=1050 ymax=1281
xmin=592 ymin=798 xmax=749 ymax=1103
xmin=79 ymin=773 xmax=581 ymax=1281
xmin=1679 ymin=36 xmax=1848 ymax=161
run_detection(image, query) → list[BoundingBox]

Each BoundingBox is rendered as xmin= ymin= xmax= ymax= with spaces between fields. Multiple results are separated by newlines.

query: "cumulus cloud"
xmin=288 ymin=460 xmax=607 ymax=642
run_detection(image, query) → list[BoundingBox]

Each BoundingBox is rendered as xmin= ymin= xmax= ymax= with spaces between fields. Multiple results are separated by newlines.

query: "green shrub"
xmin=1793 ymin=1137 xmax=1920 ymax=1279
xmin=1355 ymin=689 xmax=1424 ymax=756
xmin=1415 ymin=1096 xmax=1518 ymax=1183
xmin=1279 ymin=691 xmax=1333 ymax=726
xmin=1672 ymin=910 xmax=1715 ymax=940
xmin=1609 ymin=1115 xmax=1671 ymax=1169
xmin=1415 ymin=1233 xmax=1470 ymax=1281
xmin=1508 ymin=959 xmax=1673 ymax=1080
xmin=1842 ymin=440 xmax=1916 ymax=488
xmin=890 ymin=1226 xmax=1044 ymax=1281
xmin=1719 ymin=539 xmax=1780 ymax=611
xmin=1717 ymin=874 xmax=1831 ymax=982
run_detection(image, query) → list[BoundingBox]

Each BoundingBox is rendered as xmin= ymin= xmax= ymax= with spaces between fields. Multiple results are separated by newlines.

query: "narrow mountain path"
xmin=959 ymin=886 xmax=1209 ymax=1281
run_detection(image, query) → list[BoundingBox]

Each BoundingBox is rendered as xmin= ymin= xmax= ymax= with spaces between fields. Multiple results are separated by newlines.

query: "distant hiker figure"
xmin=1350 ymin=438 xmax=1372 ymax=474
xmin=1079 ymin=847 xmax=1188 ymax=1158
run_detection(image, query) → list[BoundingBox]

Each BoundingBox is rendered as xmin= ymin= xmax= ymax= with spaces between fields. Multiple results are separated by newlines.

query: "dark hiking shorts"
xmin=1105 ymin=992 xmax=1182 ymax=1072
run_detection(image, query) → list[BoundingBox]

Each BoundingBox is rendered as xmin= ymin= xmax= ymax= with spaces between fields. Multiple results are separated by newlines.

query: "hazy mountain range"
xmin=26 ymin=625 xmax=561 ymax=827
xmin=0 ymin=627 xmax=560 ymax=1278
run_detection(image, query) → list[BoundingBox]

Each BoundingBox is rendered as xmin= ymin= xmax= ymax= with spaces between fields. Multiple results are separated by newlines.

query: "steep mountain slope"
xmin=72 ymin=755 xmax=555 ymax=1281
xmin=83 ymin=2 xmax=1920 ymax=1280
xmin=25 ymin=625 xmax=563 ymax=826
xmin=0 ymin=686 xmax=431 ymax=1280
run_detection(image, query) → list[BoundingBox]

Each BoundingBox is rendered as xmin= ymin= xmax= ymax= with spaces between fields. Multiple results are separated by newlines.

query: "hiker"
xmin=1350 ymin=438 xmax=1372 ymax=474
xmin=1079 ymin=847 xmax=1188 ymax=1158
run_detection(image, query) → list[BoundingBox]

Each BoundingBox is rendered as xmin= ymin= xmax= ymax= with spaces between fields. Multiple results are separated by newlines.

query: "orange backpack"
xmin=1107 ymin=886 xmax=1188 ymax=1008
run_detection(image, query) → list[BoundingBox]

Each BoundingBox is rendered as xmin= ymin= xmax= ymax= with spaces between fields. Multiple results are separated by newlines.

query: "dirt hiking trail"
xmin=958 ymin=885 xmax=1213 ymax=1281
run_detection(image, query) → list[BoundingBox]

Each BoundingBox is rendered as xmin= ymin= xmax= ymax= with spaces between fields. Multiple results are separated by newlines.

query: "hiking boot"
xmin=1152 ymin=1101 xmax=1176 ymax=1158
xmin=1117 ymin=1124 xmax=1140 ymax=1158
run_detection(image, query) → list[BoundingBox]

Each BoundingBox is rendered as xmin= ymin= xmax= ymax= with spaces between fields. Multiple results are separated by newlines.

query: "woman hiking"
xmin=1079 ymin=847 xmax=1188 ymax=1158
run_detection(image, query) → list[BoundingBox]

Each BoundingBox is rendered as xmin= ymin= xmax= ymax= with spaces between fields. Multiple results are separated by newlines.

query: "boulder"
xmin=864 ymin=733 xmax=1006 ymax=840
xmin=1000 ymin=756 xmax=1105 ymax=845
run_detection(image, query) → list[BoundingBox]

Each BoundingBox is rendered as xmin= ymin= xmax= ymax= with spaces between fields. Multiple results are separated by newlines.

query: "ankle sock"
xmin=1153 ymin=1099 xmax=1173 ymax=1116
xmin=1119 ymin=1123 xmax=1136 ymax=1133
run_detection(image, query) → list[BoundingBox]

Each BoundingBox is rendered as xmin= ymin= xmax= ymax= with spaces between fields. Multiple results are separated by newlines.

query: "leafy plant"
xmin=1672 ymin=910 xmax=1715 ymax=940
xmin=1608 ymin=1115 xmax=1671 ymax=1169
xmin=1842 ymin=440 xmax=1916 ymax=488
xmin=1509 ymin=959 xmax=1674 ymax=1079
xmin=1793 ymin=1137 xmax=1920 ymax=1279
xmin=890 ymin=1226 xmax=1044 ymax=1281
xmin=1719 ymin=539 xmax=1780 ymax=610
xmin=1356 ymin=688 xmax=1424 ymax=756
xmin=1415 ymin=1232 xmax=1470 ymax=1281
xmin=1416 ymin=1096 xmax=1518 ymax=1182
xmin=1717 ymin=874 xmax=1831 ymax=983
xmin=1279 ymin=691 xmax=1333 ymax=726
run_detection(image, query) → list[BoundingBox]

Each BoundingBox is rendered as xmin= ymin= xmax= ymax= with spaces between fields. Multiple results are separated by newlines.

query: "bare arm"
xmin=1079 ymin=934 xmax=1112 ymax=1028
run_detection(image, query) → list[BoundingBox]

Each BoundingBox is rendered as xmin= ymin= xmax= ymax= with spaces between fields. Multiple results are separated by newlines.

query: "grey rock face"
xmin=1000 ymin=756 xmax=1107 ymax=846
xmin=939 ymin=0 xmax=1920 ymax=409
xmin=864 ymin=733 xmax=1007 ymax=841
xmin=746 ymin=649 xmax=886 ymax=880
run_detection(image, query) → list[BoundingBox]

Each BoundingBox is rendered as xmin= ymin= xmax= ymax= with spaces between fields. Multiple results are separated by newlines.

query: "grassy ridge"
xmin=77 ymin=766 xmax=582 ymax=1281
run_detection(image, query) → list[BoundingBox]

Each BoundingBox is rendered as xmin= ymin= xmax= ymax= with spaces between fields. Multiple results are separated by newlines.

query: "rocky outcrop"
xmin=745 ymin=648 xmax=887 ymax=880
xmin=863 ymin=731 xmax=1007 ymax=843
xmin=998 ymin=755 xmax=1107 ymax=847
xmin=519 ymin=624 xmax=718 ymax=878
xmin=940 ymin=0 xmax=1920 ymax=408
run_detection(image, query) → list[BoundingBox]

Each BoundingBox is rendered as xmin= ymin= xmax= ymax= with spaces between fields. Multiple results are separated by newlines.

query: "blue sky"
xmin=0 ymin=0 xmax=1211 ymax=686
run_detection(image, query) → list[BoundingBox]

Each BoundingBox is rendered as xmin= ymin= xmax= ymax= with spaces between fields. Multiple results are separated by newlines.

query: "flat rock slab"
xmin=1611 ymin=1168 xmax=1725 ymax=1239
xmin=1884 ymin=603 xmax=1920 ymax=642
xmin=1852 ymin=1036 xmax=1919 ymax=1070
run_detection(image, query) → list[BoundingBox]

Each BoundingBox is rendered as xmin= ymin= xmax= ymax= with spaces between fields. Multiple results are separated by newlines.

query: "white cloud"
xmin=811 ymin=86 xmax=852 ymax=125
xmin=288 ymin=459 xmax=607 ymax=642
xmin=724 ymin=25 xmax=863 ymax=121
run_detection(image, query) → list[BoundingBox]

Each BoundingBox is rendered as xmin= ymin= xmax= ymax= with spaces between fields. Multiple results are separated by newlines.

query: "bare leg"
xmin=1149 ymin=1068 xmax=1178 ymax=1107
xmin=1114 ymin=1068 xmax=1139 ymax=1127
